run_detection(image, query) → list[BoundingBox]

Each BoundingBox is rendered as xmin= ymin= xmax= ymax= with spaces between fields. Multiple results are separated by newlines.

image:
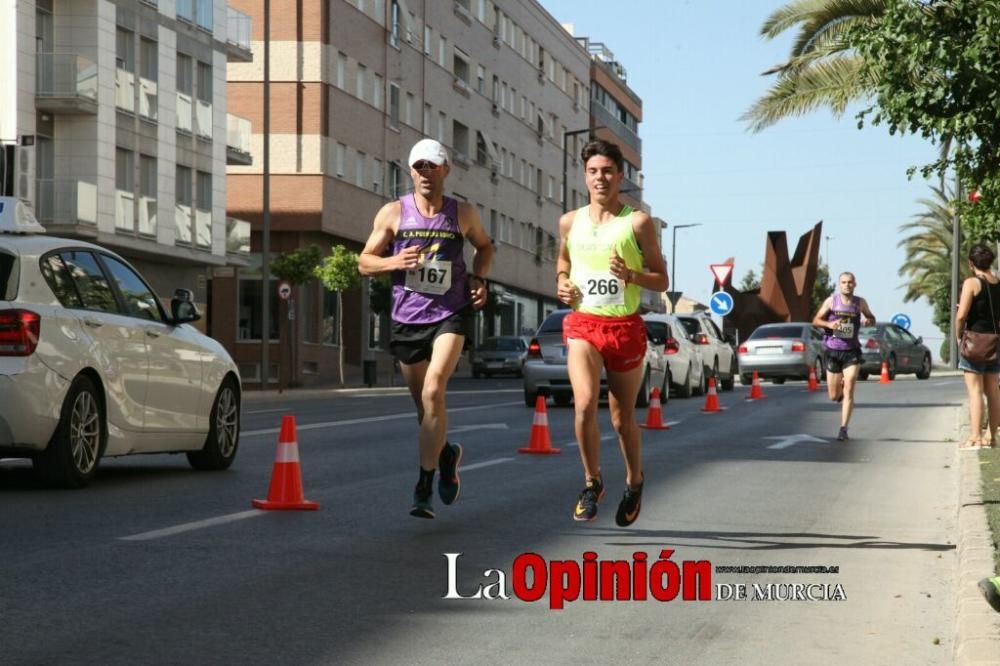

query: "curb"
xmin=955 ymin=444 xmax=1000 ymax=664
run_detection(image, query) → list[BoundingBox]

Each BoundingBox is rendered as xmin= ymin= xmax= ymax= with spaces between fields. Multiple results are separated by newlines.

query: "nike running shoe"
xmin=438 ymin=441 xmax=463 ymax=505
xmin=979 ymin=576 xmax=1000 ymax=613
xmin=573 ymin=476 xmax=605 ymax=522
xmin=837 ymin=426 xmax=849 ymax=441
xmin=615 ymin=478 xmax=644 ymax=527
xmin=410 ymin=479 xmax=435 ymax=519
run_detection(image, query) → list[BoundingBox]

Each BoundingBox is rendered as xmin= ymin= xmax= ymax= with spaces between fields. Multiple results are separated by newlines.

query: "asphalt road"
xmin=0 ymin=374 xmax=966 ymax=665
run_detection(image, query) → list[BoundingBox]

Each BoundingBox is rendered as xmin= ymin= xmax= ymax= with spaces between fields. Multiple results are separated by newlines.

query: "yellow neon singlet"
xmin=566 ymin=204 xmax=643 ymax=316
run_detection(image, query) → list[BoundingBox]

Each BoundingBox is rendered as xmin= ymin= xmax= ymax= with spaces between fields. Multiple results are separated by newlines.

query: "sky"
xmin=539 ymin=0 xmax=945 ymax=353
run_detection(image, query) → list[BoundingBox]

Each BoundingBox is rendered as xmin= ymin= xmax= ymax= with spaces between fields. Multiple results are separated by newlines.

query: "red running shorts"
xmin=562 ymin=311 xmax=647 ymax=372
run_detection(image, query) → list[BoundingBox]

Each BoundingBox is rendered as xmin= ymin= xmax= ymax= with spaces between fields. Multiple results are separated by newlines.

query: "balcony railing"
xmin=226 ymin=217 xmax=250 ymax=255
xmin=34 ymin=179 xmax=98 ymax=227
xmin=195 ymin=209 xmax=211 ymax=248
xmin=139 ymin=77 xmax=158 ymax=120
xmin=175 ymin=203 xmax=192 ymax=243
xmin=115 ymin=189 xmax=135 ymax=230
xmin=590 ymin=102 xmax=641 ymax=155
xmin=177 ymin=92 xmax=193 ymax=133
xmin=138 ymin=195 xmax=157 ymax=235
xmin=116 ymin=68 xmax=135 ymax=112
xmin=226 ymin=6 xmax=252 ymax=61
xmin=226 ymin=113 xmax=252 ymax=165
xmin=35 ymin=53 xmax=98 ymax=114
xmin=195 ymin=99 xmax=213 ymax=140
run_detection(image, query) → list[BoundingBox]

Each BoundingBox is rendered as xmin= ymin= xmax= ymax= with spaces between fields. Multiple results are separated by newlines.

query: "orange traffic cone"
xmin=879 ymin=361 xmax=891 ymax=384
xmin=746 ymin=370 xmax=767 ymax=400
xmin=806 ymin=366 xmax=819 ymax=392
xmin=252 ymin=415 xmax=320 ymax=510
xmin=639 ymin=386 xmax=670 ymax=430
xmin=518 ymin=394 xmax=561 ymax=454
xmin=701 ymin=376 xmax=724 ymax=413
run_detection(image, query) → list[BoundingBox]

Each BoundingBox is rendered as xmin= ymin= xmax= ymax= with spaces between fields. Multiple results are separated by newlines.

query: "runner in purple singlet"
xmin=811 ymin=272 xmax=876 ymax=441
xmin=359 ymin=139 xmax=494 ymax=518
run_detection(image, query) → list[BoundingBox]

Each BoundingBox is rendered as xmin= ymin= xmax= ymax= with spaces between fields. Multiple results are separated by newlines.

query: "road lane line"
xmin=461 ymin=457 xmax=514 ymax=471
xmin=243 ymin=400 xmax=523 ymax=437
xmin=120 ymin=510 xmax=262 ymax=541
xmin=245 ymin=407 xmax=290 ymax=414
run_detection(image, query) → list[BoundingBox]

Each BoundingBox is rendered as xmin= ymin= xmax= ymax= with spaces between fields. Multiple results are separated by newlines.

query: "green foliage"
xmin=743 ymin=0 xmax=885 ymax=132
xmin=812 ymin=261 xmax=835 ymax=315
xmin=369 ymin=274 xmax=392 ymax=315
xmin=270 ymin=245 xmax=323 ymax=286
xmin=739 ymin=268 xmax=761 ymax=292
xmin=315 ymin=245 xmax=361 ymax=293
xmin=853 ymin=0 xmax=1000 ymax=240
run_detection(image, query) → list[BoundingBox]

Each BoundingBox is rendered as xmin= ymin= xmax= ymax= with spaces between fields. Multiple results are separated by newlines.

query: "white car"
xmin=0 ymin=198 xmax=240 ymax=487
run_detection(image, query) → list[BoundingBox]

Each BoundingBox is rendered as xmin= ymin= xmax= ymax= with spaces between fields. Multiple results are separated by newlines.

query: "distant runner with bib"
xmin=811 ymin=272 xmax=876 ymax=441
xmin=359 ymin=139 xmax=494 ymax=519
xmin=556 ymin=139 xmax=668 ymax=526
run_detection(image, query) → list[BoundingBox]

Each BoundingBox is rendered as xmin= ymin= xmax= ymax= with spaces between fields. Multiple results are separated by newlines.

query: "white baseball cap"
xmin=408 ymin=139 xmax=449 ymax=167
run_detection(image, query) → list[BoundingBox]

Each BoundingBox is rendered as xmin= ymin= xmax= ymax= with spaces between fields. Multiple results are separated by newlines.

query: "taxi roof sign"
xmin=0 ymin=197 xmax=46 ymax=234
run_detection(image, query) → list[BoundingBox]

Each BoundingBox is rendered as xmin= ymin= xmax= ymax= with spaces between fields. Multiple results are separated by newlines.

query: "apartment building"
xmin=0 ymin=0 xmax=253 ymax=319
xmin=224 ymin=0 xmax=609 ymax=387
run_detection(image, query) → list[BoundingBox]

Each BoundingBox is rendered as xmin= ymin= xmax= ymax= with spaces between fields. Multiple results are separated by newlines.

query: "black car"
xmin=858 ymin=323 xmax=933 ymax=380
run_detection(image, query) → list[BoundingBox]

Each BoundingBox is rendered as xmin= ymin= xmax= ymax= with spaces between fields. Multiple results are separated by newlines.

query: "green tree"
xmin=739 ymin=268 xmax=761 ymax=291
xmin=742 ymin=0 xmax=885 ymax=132
xmin=315 ymin=245 xmax=361 ymax=387
xmin=270 ymin=246 xmax=323 ymax=387
xmin=811 ymin=261 xmax=835 ymax=315
xmin=853 ymin=0 xmax=1000 ymax=240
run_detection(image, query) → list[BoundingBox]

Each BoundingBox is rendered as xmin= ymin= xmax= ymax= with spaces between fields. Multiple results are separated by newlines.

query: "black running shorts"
xmin=824 ymin=348 xmax=862 ymax=374
xmin=390 ymin=308 xmax=473 ymax=365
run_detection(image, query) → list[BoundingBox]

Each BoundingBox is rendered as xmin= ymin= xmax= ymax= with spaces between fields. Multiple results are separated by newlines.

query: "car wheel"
xmin=740 ymin=373 xmax=752 ymax=386
xmin=720 ymin=358 xmax=736 ymax=391
xmin=772 ymin=378 xmax=786 ymax=385
xmin=859 ymin=371 xmax=869 ymax=381
xmin=888 ymin=354 xmax=897 ymax=381
xmin=553 ymin=393 xmax=573 ymax=407
xmin=36 ymin=375 xmax=104 ymax=488
xmin=635 ymin=368 xmax=651 ymax=408
xmin=814 ymin=357 xmax=824 ymax=383
xmin=187 ymin=377 xmax=241 ymax=470
xmin=916 ymin=354 xmax=932 ymax=380
xmin=677 ymin=365 xmax=693 ymax=399
xmin=661 ymin=371 xmax=670 ymax=406
xmin=524 ymin=389 xmax=538 ymax=407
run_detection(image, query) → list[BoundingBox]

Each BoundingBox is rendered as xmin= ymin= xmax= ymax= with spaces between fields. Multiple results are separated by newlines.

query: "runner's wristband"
xmin=468 ymin=274 xmax=486 ymax=285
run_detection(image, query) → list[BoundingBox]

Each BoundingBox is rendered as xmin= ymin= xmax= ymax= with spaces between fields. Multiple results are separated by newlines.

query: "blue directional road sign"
xmin=891 ymin=313 xmax=911 ymax=330
xmin=710 ymin=291 xmax=734 ymax=316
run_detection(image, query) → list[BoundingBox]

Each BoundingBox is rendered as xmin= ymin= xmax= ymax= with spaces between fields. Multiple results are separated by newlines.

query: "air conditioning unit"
xmin=491 ymin=102 xmax=499 ymax=116
xmin=492 ymin=35 xmax=501 ymax=48
xmin=535 ymin=194 xmax=543 ymax=205
xmin=490 ymin=170 xmax=499 ymax=184
xmin=537 ymin=69 xmax=545 ymax=83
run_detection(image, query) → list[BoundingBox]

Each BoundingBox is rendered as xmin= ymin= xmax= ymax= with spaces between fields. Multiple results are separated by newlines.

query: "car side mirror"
xmin=724 ymin=333 xmax=737 ymax=345
xmin=916 ymin=336 xmax=923 ymax=344
xmin=171 ymin=288 xmax=202 ymax=324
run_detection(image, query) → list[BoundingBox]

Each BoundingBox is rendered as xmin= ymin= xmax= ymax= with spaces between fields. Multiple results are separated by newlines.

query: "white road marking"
xmin=245 ymin=407 xmax=290 ymax=414
xmin=765 ymin=434 xmax=829 ymax=449
xmin=461 ymin=457 xmax=514 ymax=471
xmin=120 ymin=510 xmax=262 ymax=541
xmin=243 ymin=401 xmax=523 ymax=437
xmin=448 ymin=423 xmax=509 ymax=435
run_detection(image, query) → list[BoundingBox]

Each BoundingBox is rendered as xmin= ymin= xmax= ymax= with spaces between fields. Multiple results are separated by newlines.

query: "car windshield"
xmin=677 ymin=318 xmax=700 ymax=337
xmin=749 ymin=325 xmax=804 ymax=340
xmin=537 ymin=311 xmax=569 ymax=334
xmin=0 ymin=250 xmax=16 ymax=300
xmin=479 ymin=337 xmax=522 ymax=352
xmin=859 ymin=326 xmax=880 ymax=337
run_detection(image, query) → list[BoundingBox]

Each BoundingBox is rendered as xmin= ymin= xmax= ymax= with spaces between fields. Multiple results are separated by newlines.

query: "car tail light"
xmin=0 ymin=309 xmax=40 ymax=356
xmin=865 ymin=338 xmax=880 ymax=350
xmin=737 ymin=344 xmax=748 ymax=353
xmin=665 ymin=338 xmax=680 ymax=354
xmin=696 ymin=333 xmax=709 ymax=345
xmin=527 ymin=339 xmax=542 ymax=359
xmin=791 ymin=341 xmax=806 ymax=352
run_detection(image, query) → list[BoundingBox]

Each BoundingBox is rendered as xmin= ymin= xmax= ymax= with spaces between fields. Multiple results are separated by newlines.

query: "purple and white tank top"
xmin=390 ymin=194 xmax=469 ymax=324
xmin=825 ymin=292 xmax=861 ymax=351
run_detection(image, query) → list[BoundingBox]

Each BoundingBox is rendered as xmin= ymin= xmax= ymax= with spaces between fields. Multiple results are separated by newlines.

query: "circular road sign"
xmin=709 ymin=291 xmax=734 ymax=317
xmin=890 ymin=313 xmax=911 ymax=330
xmin=278 ymin=282 xmax=292 ymax=301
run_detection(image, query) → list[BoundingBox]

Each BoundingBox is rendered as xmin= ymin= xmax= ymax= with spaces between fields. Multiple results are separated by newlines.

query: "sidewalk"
xmin=955 ymin=412 xmax=1000 ymax=664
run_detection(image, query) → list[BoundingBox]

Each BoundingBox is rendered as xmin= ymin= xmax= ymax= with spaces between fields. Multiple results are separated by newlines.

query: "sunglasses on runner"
xmin=412 ymin=161 xmax=443 ymax=172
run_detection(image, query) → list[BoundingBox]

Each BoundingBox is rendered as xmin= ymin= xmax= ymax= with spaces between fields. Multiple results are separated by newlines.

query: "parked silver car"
xmin=0 ymin=204 xmax=241 ymax=488
xmin=858 ymin=323 xmax=932 ymax=380
xmin=641 ymin=313 xmax=705 ymax=398
xmin=738 ymin=322 xmax=826 ymax=385
xmin=522 ymin=309 xmax=668 ymax=408
xmin=472 ymin=336 xmax=528 ymax=378
xmin=675 ymin=313 xmax=738 ymax=390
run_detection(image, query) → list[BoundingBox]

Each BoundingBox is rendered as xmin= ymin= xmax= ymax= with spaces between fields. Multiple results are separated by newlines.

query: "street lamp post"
xmin=562 ymin=126 xmax=603 ymax=213
xmin=670 ymin=223 xmax=702 ymax=311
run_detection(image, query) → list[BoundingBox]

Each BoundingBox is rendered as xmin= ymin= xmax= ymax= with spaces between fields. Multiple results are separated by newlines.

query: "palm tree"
xmin=897 ymin=185 xmax=963 ymax=338
xmin=742 ymin=0 xmax=885 ymax=133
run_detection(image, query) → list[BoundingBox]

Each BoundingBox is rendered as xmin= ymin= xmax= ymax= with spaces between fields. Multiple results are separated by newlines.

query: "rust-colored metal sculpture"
xmin=719 ymin=221 xmax=823 ymax=341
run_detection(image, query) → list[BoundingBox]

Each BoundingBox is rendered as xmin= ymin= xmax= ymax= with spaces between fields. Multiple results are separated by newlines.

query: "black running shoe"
xmin=410 ymin=480 xmax=435 ymax=519
xmin=438 ymin=441 xmax=463 ymax=505
xmin=573 ymin=476 xmax=605 ymax=522
xmin=979 ymin=576 xmax=1000 ymax=613
xmin=837 ymin=426 xmax=849 ymax=441
xmin=615 ymin=478 xmax=644 ymax=527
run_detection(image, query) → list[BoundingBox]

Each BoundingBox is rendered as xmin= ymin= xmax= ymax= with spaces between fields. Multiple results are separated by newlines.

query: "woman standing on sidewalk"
xmin=955 ymin=242 xmax=1000 ymax=449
